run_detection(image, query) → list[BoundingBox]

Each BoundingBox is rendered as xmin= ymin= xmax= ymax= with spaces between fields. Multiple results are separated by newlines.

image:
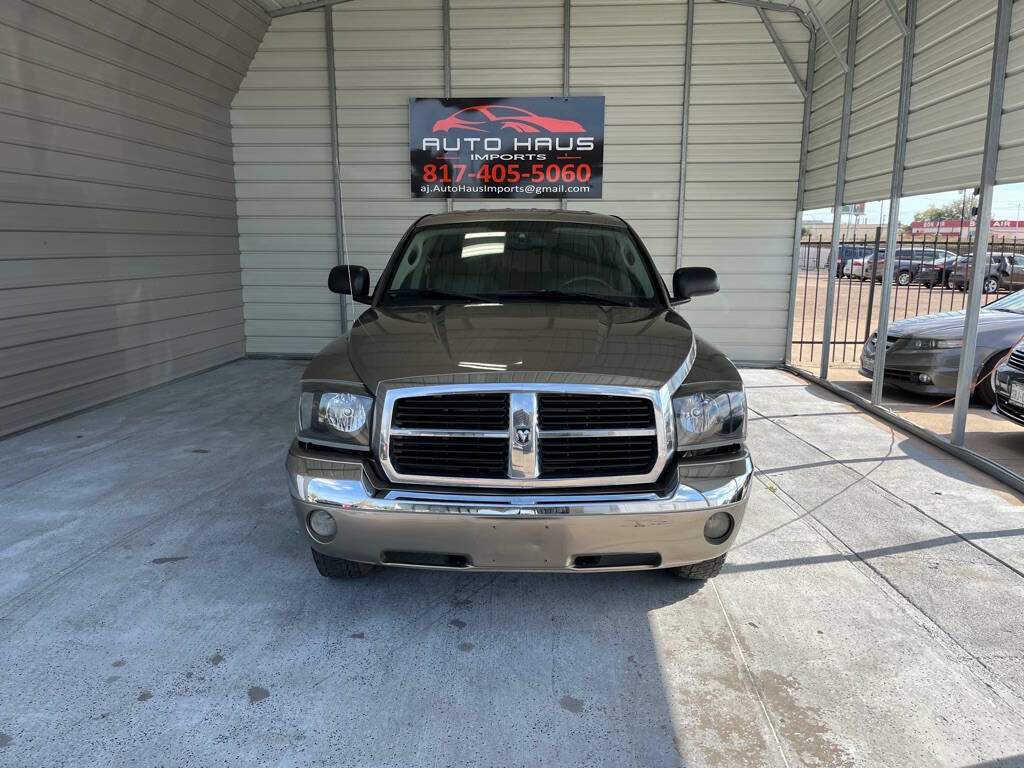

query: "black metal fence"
xmin=792 ymin=228 xmax=1024 ymax=366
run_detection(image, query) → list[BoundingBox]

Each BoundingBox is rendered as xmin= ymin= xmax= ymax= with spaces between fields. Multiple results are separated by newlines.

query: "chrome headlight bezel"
xmin=297 ymin=385 xmax=373 ymax=451
xmin=672 ymin=387 xmax=746 ymax=450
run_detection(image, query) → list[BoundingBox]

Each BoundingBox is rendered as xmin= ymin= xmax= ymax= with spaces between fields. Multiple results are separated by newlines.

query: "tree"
xmin=913 ymin=194 xmax=978 ymax=222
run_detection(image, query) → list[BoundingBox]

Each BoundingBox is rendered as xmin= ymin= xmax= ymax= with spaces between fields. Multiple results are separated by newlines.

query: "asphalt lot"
xmin=2 ymin=361 xmax=1024 ymax=767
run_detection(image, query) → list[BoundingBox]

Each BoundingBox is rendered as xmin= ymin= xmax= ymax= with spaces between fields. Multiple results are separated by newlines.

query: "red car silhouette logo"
xmin=433 ymin=104 xmax=585 ymax=134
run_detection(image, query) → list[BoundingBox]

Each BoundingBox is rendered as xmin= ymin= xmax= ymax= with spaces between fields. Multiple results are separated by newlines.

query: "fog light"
xmin=918 ymin=373 xmax=932 ymax=384
xmin=308 ymin=509 xmax=337 ymax=541
xmin=704 ymin=511 xmax=733 ymax=543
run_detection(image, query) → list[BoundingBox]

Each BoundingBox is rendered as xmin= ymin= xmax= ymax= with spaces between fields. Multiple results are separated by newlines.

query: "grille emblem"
xmin=515 ymin=427 xmax=531 ymax=445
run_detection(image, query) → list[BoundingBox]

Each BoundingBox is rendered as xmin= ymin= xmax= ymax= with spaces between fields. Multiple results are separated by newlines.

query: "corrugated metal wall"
xmin=0 ymin=0 xmax=267 ymax=437
xmin=998 ymin=0 xmax=1024 ymax=183
xmin=804 ymin=0 xmax=1024 ymax=208
xmin=233 ymin=0 xmax=807 ymax=363
xmin=680 ymin=0 xmax=807 ymax=362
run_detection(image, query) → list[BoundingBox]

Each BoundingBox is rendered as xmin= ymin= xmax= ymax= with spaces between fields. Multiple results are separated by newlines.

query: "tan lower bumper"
xmin=286 ymin=446 xmax=753 ymax=572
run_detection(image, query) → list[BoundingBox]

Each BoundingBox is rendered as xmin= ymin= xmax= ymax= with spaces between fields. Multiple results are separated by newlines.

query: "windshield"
xmin=380 ymin=221 xmax=661 ymax=307
xmin=990 ymin=289 xmax=1024 ymax=314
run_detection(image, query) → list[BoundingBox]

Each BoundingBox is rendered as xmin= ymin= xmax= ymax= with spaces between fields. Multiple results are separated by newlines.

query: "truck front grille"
xmin=383 ymin=388 xmax=668 ymax=487
xmin=538 ymin=435 xmax=658 ymax=479
xmin=390 ymin=435 xmax=509 ymax=479
xmin=392 ymin=393 xmax=508 ymax=429
xmin=537 ymin=394 xmax=654 ymax=430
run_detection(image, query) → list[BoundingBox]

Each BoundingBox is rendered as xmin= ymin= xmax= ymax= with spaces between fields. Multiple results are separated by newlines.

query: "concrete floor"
xmin=2 ymin=360 xmax=1024 ymax=767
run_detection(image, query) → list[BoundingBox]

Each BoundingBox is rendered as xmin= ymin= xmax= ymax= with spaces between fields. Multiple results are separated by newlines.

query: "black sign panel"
xmin=409 ymin=97 xmax=604 ymax=199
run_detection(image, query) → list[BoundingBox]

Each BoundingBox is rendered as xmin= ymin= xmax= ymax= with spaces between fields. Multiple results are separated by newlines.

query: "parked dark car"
xmin=911 ymin=252 xmax=966 ymax=288
xmin=844 ymin=247 xmax=956 ymax=284
xmin=993 ymin=340 xmax=1024 ymax=426
xmin=860 ymin=288 xmax=1024 ymax=405
xmin=950 ymin=252 xmax=1024 ymax=293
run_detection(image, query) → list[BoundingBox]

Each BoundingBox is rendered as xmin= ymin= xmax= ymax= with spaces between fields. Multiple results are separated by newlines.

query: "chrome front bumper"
xmin=286 ymin=443 xmax=754 ymax=572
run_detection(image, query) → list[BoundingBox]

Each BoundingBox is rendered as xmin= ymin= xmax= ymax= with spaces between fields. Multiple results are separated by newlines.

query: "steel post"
xmin=324 ymin=6 xmax=348 ymax=331
xmin=819 ymin=0 xmax=858 ymax=378
xmin=951 ymin=0 xmax=1013 ymax=445
xmin=871 ymin=0 xmax=917 ymax=404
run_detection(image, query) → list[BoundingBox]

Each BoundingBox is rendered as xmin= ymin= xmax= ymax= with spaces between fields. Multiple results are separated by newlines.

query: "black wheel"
xmin=982 ymin=277 xmax=999 ymax=294
xmin=897 ymin=270 xmax=912 ymax=286
xmin=974 ymin=351 xmax=1008 ymax=407
xmin=672 ymin=554 xmax=726 ymax=581
xmin=311 ymin=548 xmax=375 ymax=579
xmin=944 ymin=275 xmax=954 ymax=289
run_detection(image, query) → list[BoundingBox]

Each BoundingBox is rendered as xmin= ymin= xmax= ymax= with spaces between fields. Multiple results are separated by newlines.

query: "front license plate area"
xmin=1010 ymin=382 xmax=1024 ymax=406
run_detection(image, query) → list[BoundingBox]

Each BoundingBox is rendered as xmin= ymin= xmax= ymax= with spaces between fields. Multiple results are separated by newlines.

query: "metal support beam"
xmin=267 ymin=0 xmax=355 ymax=18
xmin=951 ymin=0 xmax=1013 ymax=446
xmin=758 ymin=8 xmax=808 ymax=98
xmin=712 ymin=0 xmax=810 ymax=27
xmin=324 ymin=6 xmax=348 ymax=331
xmin=806 ymin=0 xmax=850 ymax=73
xmin=785 ymin=26 xmax=817 ymax=364
xmin=880 ymin=0 xmax=909 ymax=36
xmin=818 ymin=0 xmax=858 ymax=378
xmin=871 ymin=0 xmax=916 ymax=404
xmin=560 ymin=0 xmax=571 ymax=211
xmin=443 ymin=0 xmax=453 ymax=213
xmin=675 ymin=0 xmax=695 ymax=270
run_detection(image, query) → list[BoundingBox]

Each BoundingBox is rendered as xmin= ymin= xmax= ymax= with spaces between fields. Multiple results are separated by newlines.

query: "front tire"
xmin=672 ymin=554 xmax=726 ymax=580
xmin=311 ymin=548 xmax=375 ymax=579
xmin=983 ymin=277 xmax=999 ymax=294
xmin=897 ymin=270 xmax=912 ymax=286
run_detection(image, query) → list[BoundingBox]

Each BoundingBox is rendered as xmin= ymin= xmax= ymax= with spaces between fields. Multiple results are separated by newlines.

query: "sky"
xmin=803 ymin=181 xmax=1024 ymax=225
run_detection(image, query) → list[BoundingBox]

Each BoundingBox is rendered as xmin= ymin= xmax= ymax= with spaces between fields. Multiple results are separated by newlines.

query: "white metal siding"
xmin=681 ymin=0 xmax=808 ymax=362
xmin=843 ymin=0 xmax=907 ymax=204
xmin=804 ymin=2 xmax=850 ymax=209
xmin=566 ymin=0 xmax=685 ymax=280
xmin=233 ymin=0 xmax=444 ymax=356
xmin=0 ymin=0 xmax=267 ymax=437
xmin=997 ymin=0 xmax=1024 ymax=183
xmin=233 ymin=0 xmax=805 ymax=363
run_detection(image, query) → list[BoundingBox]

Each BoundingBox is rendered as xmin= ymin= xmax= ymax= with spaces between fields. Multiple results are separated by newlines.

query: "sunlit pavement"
xmin=2 ymin=361 xmax=1024 ymax=767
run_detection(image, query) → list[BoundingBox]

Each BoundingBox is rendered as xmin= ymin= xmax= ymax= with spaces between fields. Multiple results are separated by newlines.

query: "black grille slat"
xmin=538 ymin=394 xmax=654 ymax=430
xmin=1009 ymin=350 xmax=1024 ymax=371
xmin=393 ymin=394 xmax=509 ymax=430
xmin=390 ymin=436 xmax=508 ymax=478
xmin=539 ymin=436 xmax=658 ymax=479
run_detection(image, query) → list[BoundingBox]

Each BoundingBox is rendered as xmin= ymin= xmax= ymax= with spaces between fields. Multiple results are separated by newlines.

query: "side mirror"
xmin=672 ymin=267 xmax=720 ymax=303
xmin=328 ymin=265 xmax=371 ymax=303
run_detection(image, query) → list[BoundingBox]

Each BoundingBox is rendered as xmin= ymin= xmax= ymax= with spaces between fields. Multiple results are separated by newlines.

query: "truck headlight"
xmin=298 ymin=390 xmax=373 ymax=450
xmin=673 ymin=389 xmax=746 ymax=449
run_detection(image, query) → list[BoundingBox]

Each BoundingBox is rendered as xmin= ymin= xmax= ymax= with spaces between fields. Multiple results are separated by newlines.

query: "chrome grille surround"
xmin=377 ymin=382 xmax=675 ymax=489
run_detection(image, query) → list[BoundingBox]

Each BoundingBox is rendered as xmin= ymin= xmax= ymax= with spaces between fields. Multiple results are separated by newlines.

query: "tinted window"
xmin=383 ymin=221 xmax=661 ymax=306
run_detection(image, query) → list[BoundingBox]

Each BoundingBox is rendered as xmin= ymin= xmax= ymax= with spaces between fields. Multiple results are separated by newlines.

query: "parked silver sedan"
xmin=860 ymin=289 xmax=1024 ymax=405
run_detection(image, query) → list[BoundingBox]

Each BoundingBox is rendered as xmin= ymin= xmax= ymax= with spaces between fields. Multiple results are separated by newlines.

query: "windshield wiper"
xmin=494 ymin=289 xmax=636 ymax=307
xmin=385 ymin=288 xmax=493 ymax=304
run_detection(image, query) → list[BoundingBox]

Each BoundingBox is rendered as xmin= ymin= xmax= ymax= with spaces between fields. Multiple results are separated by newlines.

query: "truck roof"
xmin=413 ymin=208 xmax=627 ymax=229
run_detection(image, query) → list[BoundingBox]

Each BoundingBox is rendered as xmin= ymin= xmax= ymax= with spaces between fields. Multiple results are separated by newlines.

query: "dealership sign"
xmin=409 ymin=97 xmax=604 ymax=199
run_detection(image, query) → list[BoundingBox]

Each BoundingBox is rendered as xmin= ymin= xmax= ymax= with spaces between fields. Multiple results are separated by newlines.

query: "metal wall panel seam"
xmin=786 ymin=25 xmax=817 ymax=365
xmin=676 ymin=0 xmax=695 ymax=270
xmin=324 ymin=5 xmax=348 ymax=332
xmin=443 ymin=0 xmax=452 ymax=213
xmin=951 ymin=0 xmax=1013 ymax=445
xmin=819 ymin=0 xmax=858 ymax=379
xmin=560 ymin=0 xmax=570 ymax=211
xmin=871 ymin=0 xmax=917 ymax=404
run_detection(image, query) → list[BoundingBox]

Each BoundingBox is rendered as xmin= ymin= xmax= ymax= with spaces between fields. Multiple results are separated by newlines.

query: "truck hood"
xmin=306 ymin=303 xmax=696 ymax=391
xmin=888 ymin=308 xmax=1024 ymax=339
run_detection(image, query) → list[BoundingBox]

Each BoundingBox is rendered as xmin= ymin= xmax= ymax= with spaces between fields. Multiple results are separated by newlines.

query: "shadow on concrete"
xmin=724 ymin=527 xmax=1024 ymax=574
